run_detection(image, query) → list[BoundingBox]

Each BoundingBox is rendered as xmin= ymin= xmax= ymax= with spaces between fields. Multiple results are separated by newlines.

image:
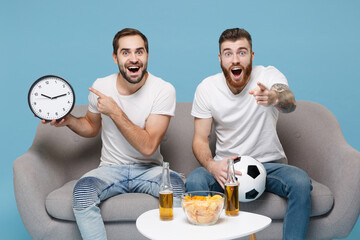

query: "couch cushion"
xmin=46 ymin=180 xmax=159 ymax=222
xmin=239 ymin=179 xmax=334 ymax=219
xmin=46 ymin=178 xmax=333 ymax=222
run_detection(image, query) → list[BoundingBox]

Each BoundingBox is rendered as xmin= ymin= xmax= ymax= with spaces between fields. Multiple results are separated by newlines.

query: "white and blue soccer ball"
xmin=234 ymin=156 xmax=267 ymax=202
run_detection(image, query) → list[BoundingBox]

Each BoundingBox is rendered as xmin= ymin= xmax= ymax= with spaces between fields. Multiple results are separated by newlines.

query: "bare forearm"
xmin=90 ymin=87 xmax=168 ymax=157
xmin=193 ymin=137 xmax=230 ymax=188
xmin=66 ymin=114 xmax=100 ymax=138
xmin=193 ymin=138 xmax=215 ymax=171
xmin=110 ymin=110 xmax=158 ymax=157
xmin=272 ymin=84 xmax=296 ymax=113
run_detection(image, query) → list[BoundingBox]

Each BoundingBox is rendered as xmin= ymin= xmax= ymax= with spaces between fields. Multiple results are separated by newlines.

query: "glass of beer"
xmin=159 ymin=190 xmax=173 ymax=220
xmin=225 ymin=184 xmax=239 ymax=216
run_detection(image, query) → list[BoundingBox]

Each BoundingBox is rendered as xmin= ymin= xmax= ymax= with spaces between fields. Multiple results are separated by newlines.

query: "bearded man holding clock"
xmin=43 ymin=28 xmax=185 ymax=240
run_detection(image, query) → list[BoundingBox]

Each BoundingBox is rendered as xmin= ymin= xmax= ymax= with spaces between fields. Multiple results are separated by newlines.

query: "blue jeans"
xmin=72 ymin=164 xmax=185 ymax=240
xmin=185 ymin=162 xmax=312 ymax=240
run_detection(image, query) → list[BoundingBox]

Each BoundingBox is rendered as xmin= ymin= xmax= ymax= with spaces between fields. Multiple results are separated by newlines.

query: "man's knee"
xmin=288 ymin=168 xmax=313 ymax=198
xmin=72 ymin=177 xmax=107 ymax=211
xmin=185 ymin=167 xmax=211 ymax=192
xmin=186 ymin=167 xmax=206 ymax=183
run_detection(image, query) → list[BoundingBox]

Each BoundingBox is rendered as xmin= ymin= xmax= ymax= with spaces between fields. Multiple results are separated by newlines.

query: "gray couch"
xmin=14 ymin=101 xmax=360 ymax=240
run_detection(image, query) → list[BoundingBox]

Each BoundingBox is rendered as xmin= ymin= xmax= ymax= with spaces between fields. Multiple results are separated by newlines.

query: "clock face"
xmin=28 ymin=75 xmax=75 ymax=121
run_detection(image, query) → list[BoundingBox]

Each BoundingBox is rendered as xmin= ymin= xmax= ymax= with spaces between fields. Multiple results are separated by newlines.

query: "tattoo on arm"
xmin=271 ymin=84 xmax=296 ymax=113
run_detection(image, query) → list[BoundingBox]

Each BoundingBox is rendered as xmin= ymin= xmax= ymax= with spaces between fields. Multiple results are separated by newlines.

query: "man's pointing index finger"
xmin=89 ymin=87 xmax=106 ymax=98
xmin=257 ymin=82 xmax=268 ymax=91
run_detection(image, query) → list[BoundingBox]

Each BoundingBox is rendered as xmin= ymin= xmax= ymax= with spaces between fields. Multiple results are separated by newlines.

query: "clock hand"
xmin=52 ymin=93 xmax=67 ymax=99
xmin=41 ymin=94 xmax=52 ymax=99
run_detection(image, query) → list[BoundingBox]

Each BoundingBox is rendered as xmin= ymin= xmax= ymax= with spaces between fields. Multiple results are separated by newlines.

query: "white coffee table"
xmin=136 ymin=208 xmax=271 ymax=240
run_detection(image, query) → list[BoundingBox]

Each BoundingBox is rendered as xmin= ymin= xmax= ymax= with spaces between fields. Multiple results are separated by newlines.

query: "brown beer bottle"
xmin=159 ymin=162 xmax=173 ymax=220
xmin=225 ymin=158 xmax=239 ymax=216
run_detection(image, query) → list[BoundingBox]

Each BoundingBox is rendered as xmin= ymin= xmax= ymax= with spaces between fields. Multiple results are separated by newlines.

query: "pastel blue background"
xmin=1 ymin=0 xmax=359 ymax=239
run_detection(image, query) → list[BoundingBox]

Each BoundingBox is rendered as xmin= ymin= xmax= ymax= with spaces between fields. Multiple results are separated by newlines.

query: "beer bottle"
xmin=225 ymin=158 xmax=239 ymax=216
xmin=159 ymin=162 xmax=173 ymax=220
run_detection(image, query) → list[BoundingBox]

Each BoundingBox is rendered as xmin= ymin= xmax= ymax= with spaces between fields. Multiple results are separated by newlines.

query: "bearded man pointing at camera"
xmin=185 ymin=28 xmax=312 ymax=240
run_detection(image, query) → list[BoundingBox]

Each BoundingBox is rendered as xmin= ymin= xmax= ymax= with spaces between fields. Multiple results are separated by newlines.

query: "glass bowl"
xmin=181 ymin=191 xmax=225 ymax=225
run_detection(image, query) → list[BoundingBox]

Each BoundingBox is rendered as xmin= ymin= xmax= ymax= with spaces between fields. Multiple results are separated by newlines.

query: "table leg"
xmin=249 ymin=233 xmax=256 ymax=240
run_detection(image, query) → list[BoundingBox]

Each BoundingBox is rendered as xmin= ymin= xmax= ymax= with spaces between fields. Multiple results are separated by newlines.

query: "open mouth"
xmin=128 ymin=66 xmax=140 ymax=73
xmin=231 ymin=67 xmax=242 ymax=78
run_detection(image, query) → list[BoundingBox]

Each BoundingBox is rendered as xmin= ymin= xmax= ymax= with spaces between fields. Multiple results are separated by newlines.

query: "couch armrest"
xmin=14 ymin=105 xmax=101 ymax=238
xmin=277 ymin=101 xmax=360 ymax=238
xmin=14 ymin=148 xmax=63 ymax=238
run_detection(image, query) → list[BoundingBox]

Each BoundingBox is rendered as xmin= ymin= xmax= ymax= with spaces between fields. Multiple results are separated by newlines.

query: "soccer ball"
xmin=234 ymin=156 xmax=267 ymax=202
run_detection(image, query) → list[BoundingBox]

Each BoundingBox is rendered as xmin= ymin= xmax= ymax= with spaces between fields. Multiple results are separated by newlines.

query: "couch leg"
xmin=249 ymin=233 xmax=256 ymax=240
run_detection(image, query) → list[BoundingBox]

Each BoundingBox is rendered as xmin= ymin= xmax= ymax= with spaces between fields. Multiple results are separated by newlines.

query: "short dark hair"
xmin=219 ymin=28 xmax=252 ymax=52
xmin=113 ymin=28 xmax=149 ymax=54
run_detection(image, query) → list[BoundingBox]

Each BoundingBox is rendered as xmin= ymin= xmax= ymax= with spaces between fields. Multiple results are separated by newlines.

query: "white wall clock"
xmin=28 ymin=75 xmax=75 ymax=121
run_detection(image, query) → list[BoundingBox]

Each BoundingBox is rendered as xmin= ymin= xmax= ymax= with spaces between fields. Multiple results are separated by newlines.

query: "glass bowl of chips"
xmin=181 ymin=191 xmax=225 ymax=225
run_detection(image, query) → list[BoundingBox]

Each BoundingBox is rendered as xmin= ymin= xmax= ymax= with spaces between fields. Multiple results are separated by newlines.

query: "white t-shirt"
xmin=191 ymin=66 xmax=287 ymax=163
xmin=88 ymin=72 xmax=176 ymax=166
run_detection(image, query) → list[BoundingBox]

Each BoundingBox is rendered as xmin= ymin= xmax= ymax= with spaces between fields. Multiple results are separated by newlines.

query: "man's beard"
xmin=221 ymin=60 xmax=252 ymax=92
xmin=118 ymin=63 xmax=147 ymax=84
